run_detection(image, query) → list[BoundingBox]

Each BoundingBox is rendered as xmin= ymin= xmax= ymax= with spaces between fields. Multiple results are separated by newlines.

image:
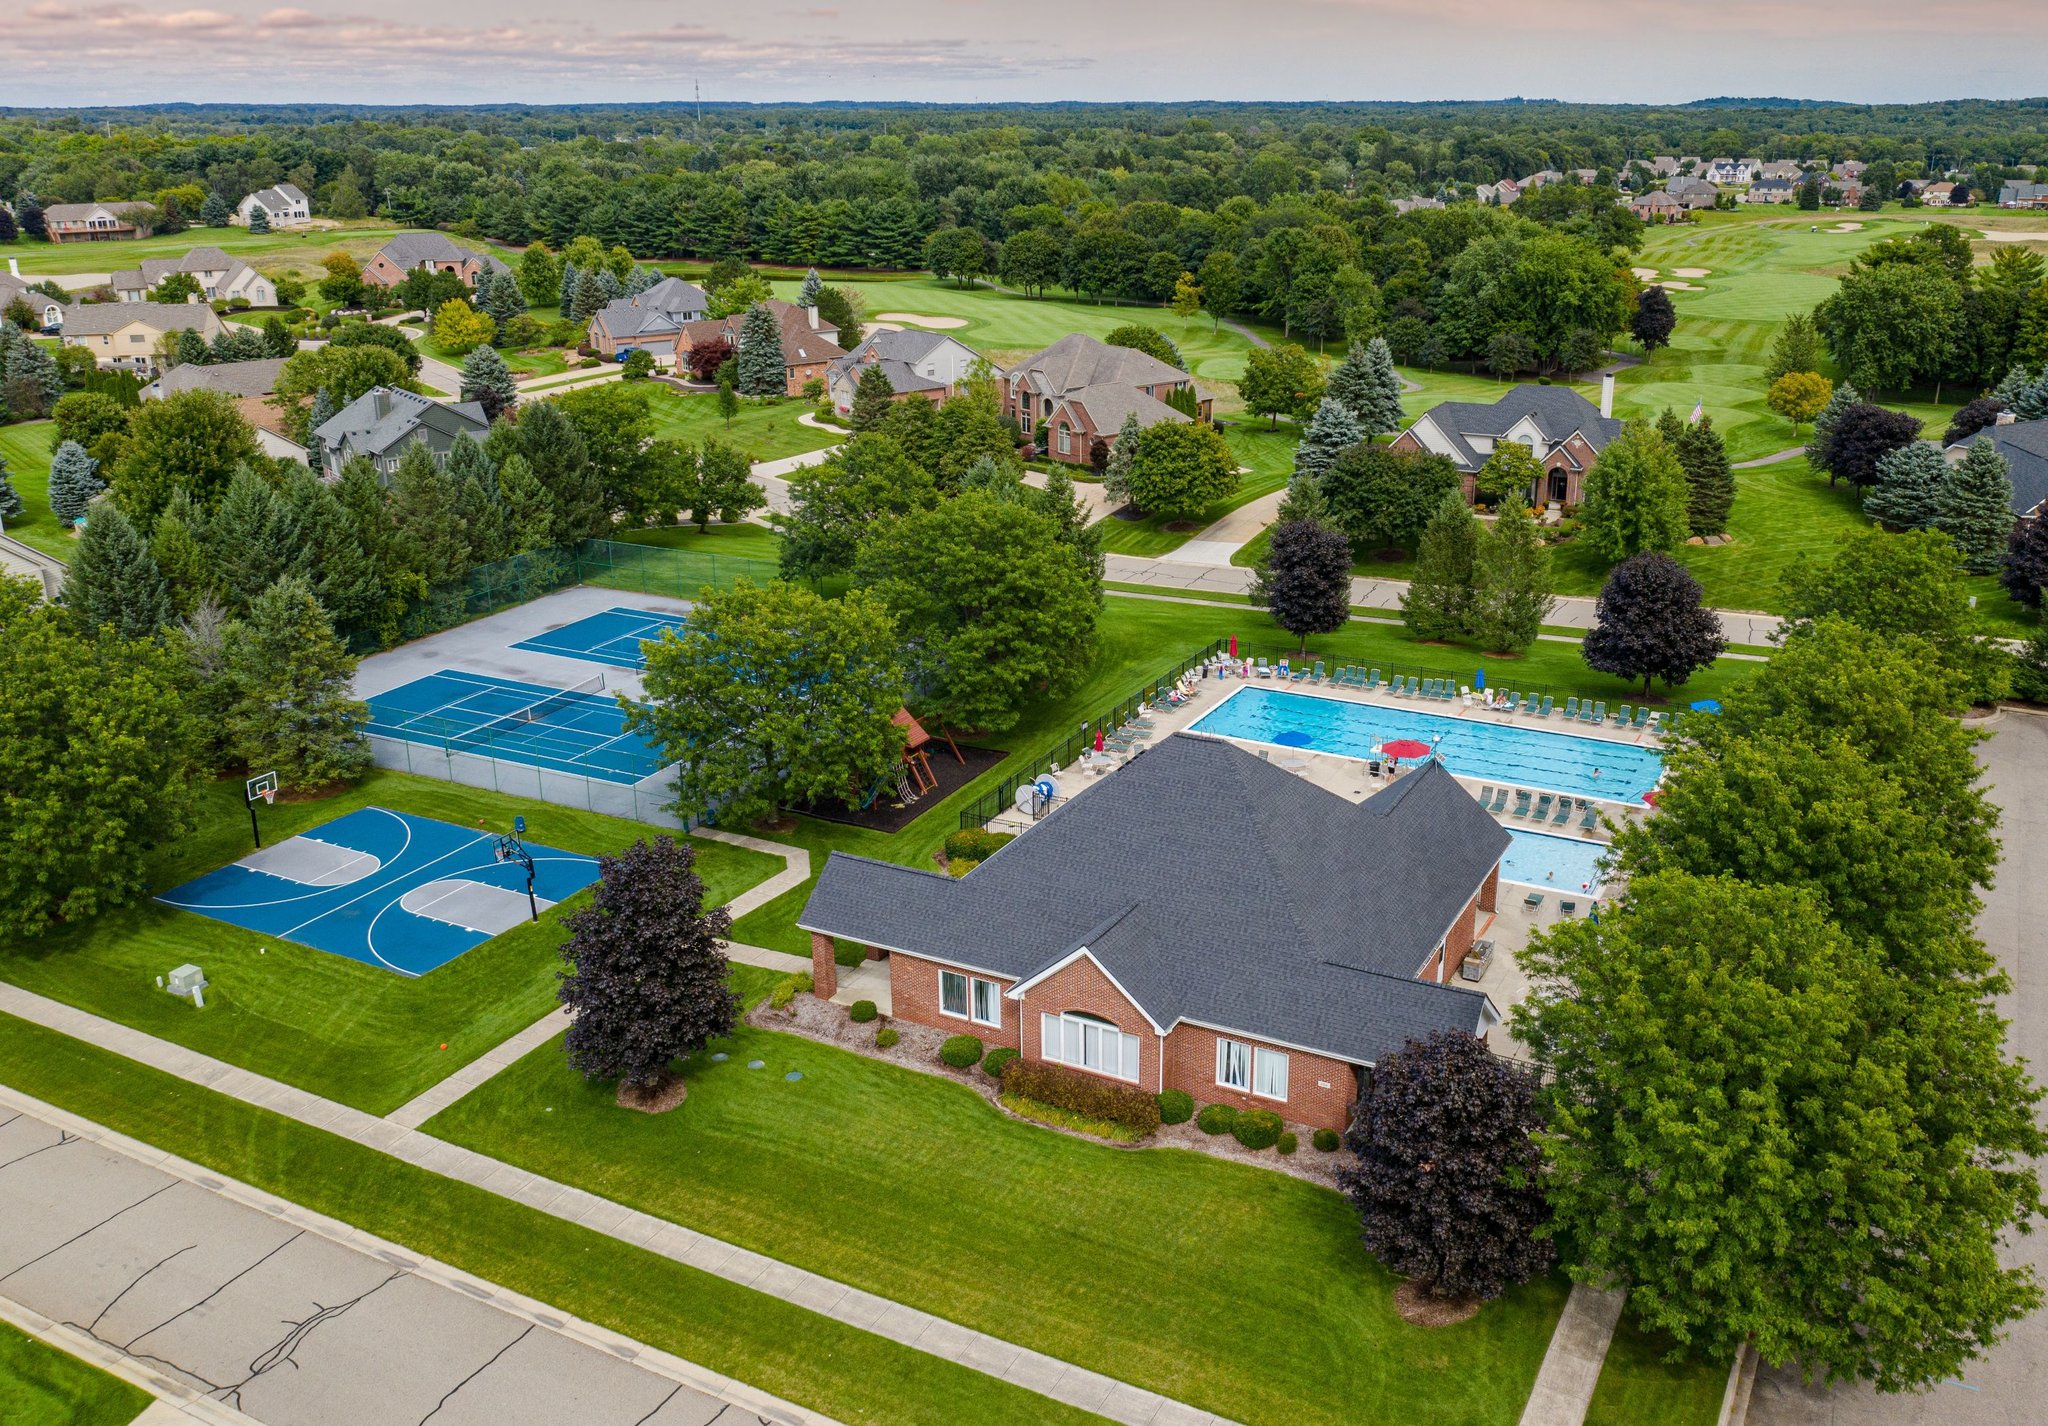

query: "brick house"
xmin=1628 ymin=190 xmax=1687 ymax=222
xmin=141 ymin=357 xmax=303 ymax=461
xmin=587 ymin=277 xmax=710 ymax=359
xmin=42 ymin=201 xmax=156 ymax=243
xmin=1003 ymin=333 xmax=1212 ymax=466
xmin=825 ymin=328 xmax=989 ymax=414
xmin=800 ymin=734 xmax=1507 ymax=1136
xmin=1389 ymin=382 xmax=1624 ymax=509
xmin=672 ymin=300 xmax=846 ymax=396
xmin=361 ymin=231 xmax=509 ymax=291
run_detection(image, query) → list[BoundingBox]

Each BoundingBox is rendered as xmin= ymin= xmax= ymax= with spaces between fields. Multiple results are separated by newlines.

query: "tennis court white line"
xmin=155 ymin=826 xmax=411 ymax=912
xmin=365 ymin=856 xmax=600 ymax=974
xmin=280 ymin=822 xmax=496 ymax=941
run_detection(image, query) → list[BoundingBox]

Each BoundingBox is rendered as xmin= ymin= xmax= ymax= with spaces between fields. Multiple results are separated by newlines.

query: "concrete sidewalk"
xmin=1516 ymin=1283 xmax=1627 ymax=1426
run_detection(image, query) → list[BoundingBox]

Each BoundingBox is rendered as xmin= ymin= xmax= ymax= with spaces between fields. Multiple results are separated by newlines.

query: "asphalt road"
xmin=0 ymin=1107 xmax=772 ymax=1426
xmin=1749 ymin=709 xmax=2048 ymax=1426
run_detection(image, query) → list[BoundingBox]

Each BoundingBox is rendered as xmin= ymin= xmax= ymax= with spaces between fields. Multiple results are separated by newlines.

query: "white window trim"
xmin=1041 ymin=1011 xmax=1142 ymax=1083
xmin=1216 ymin=1037 xmax=1251 ymax=1092
xmin=940 ymin=968 xmax=1003 ymax=1028
xmin=1253 ymin=1046 xmax=1290 ymax=1103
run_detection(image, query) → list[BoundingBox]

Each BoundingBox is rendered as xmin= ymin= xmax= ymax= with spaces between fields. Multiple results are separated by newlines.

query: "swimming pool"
xmin=1501 ymin=828 xmax=1612 ymax=893
xmin=1189 ymin=685 xmax=1663 ymax=802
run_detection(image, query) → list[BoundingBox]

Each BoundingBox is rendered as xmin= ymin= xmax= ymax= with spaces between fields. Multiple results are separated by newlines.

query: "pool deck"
xmin=986 ymin=665 xmax=1644 ymax=1026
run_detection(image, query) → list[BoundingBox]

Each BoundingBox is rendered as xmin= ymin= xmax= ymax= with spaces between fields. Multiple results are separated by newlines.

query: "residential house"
xmin=1829 ymin=160 xmax=1867 ymax=182
xmin=1665 ymin=177 xmax=1720 ymax=211
xmin=1948 ymin=417 xmax=2048 ymax=521
xmin=1570 ymin=169 xmax=1601 ymax=186
xmin=1520 ymin=170 xmax=1565 ymax=190
xmin=42 ymin=201 xmax=156 ymax=244
xmin=311 ymin=386 xmax=491 ymax=482
xmin=1647 ymin=156 xmax=1682 ymax=178
xmin=1831 ymin=184 xmax=1864 ymax=209
xmin=1391 ymin=196 xmax=1446 ymax=214
xmin=1742 ymin=178 xmax=1799 ymax=205
xmin=1003 ymin=333 xmax=1211 ymax=466
xmin=141 ymin=357 xmax=302 ymax=460
xmin=825 ymin=328 xmax=989 ymax=414
xmin=1478 ymin=178 xmax=1522 ymax=206
xmin=0 ymin=272 xmax=67 ymax=330
xmin=1627 ymin=190 xmax=1687 ymax=222
xmin=800 ymin=734 xmax=1507 ymax=1136
xmin=361 ymin=231 xmax=510 ymax=291
xmin=109 ymin=246 xmax=278 ymax=307
xmin=1758 ymin=160 xmax=1805 ymax=182
xmin=1921 ymin=182 xmax=1958 ymax=207
xmin=1998 ymin=182 xmax=2048 ymax=209
xmin=672 ymin=299 xmax=846 ymax=397
xmin=1389 ymin=380 xmax=1625 ymax=509
xmin=235 ymin=183 xmax=310 ymax=227
xmin=57 ymin=301 xmax=223 ymax=374
xmin=586 ymin=277 xmax=710 ymax=360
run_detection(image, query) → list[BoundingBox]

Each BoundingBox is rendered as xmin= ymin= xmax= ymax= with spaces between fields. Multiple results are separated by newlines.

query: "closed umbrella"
xmin=1474 ymin=668 xmax=1486 ymax=691
xmin=1229 ymin=635 xmax=1238 ymax=659
xmin=1094 ymin=729 xmax=1104 ymax=754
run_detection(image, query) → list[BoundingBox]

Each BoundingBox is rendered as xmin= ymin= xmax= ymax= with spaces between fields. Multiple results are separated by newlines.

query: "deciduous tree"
xmin=1766 ymin=370 xmax=1831 ymax=436
xmin=1581 ymin=551 xmax=1726 ymax=694
xmin=1322 ymin=443 xmax=1461 ymax=553
xmin=1579 ymin=423 xmax=1689 ymax=561
xmin=1123 ymin=420 xmax=1239 ymax=524
xmin=1820 ymin=403 xmax=1923 ymax=491
xmin=1401 ymin=490 xmax=1479 ymax=641
xmin=1238 ymin=342 xmax=1323 ymax=428
xmin=1252 ymin=515 xmax=1352 ymax=652
xmin=1630 ymin=284 xmax=1675 ymax=353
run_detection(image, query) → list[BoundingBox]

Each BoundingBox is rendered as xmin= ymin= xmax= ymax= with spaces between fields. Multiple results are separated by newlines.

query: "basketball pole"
xmin=247 ymin=790 xmax=261 ymax=849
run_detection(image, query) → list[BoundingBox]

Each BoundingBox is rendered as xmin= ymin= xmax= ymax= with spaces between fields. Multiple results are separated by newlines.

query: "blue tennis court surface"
xmin=159 ymin=808 xmax=601 ymax=976
xmin=512 ymin=605 xmax=689 ymax=670
xmin=365 ymin=668 xmax=668 ymax=784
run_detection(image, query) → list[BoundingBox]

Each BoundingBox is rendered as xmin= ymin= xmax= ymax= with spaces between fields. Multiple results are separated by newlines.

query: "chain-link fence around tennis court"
xmin=572 ymin=539 xmax=781 ymax=601
xmin=367 ymin=731 xmax=691 ymax=828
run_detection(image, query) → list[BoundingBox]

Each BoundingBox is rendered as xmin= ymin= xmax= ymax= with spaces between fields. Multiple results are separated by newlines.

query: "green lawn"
xmin=8 ymin=222 xmax=406 ymax=292
xmin=414 ymin=332 xmax=572 ymax=378
xmin=0 ymin=1321 xmax=147 ymax=1426
xmin=0 ymin=1012 xmax=1105 ymax=1426
xmin=0 ymin=771 xmax=781 ymax=1115
xmin=642 ymin=387 xmax=843 ymax=463
xmin=617 ymin=522 xmax=788 ymax=564
xmin=1095 ymin=422 xmax=1300 ymax=555
xmin=0 ymin=421 xmax=68 ymax=563
xmin=427 ymin=1018 xmax=1569 ymax=1426
xmin=1584 ymin=1314 xmax=1727 ymax=1426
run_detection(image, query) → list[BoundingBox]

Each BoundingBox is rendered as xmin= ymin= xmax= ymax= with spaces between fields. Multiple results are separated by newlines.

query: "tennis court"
xmin=158 ymin=808 xmax=601 ymax=975
xmin=365 ymin=668 xmax=668 ymax=785
xmin=511 ymin=605 xmax=689 ymax=671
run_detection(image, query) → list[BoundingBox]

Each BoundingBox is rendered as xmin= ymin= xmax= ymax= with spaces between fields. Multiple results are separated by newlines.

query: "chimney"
xmin=1600 ymin=372 xmax=1615 ymax=419
xmin=1997 ymin=411 xmax=2017 ymax=426
xmin=373 ymin=388 xmax=391 ymax=420
xmin=6 ymin=257 xmax=17 ymax=278
xmin=808 ymin=303 xmax=819 ymax=330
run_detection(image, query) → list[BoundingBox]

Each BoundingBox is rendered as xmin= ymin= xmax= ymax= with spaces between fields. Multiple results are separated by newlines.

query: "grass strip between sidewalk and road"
xmin=0 ymin=1011 xmax=1109 ymax=1426
xmin=0 ymin=1318 xmax=150 ymax=1426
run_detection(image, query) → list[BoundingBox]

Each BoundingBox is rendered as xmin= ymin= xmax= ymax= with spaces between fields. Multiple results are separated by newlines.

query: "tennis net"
xmin=452 ymin=673 xmax=608 ymax=753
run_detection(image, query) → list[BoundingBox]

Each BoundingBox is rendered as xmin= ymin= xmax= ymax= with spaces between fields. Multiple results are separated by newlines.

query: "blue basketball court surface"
xmin=511 ymin=605 xmax=689 ymax=670
xmin=158 ymin=808 xmax=602 ymax=976
xmin=365 ymin=668 xmax=668 ymax=784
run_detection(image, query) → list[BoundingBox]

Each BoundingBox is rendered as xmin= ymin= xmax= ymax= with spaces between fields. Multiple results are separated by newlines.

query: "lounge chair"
xmin=1533 ymin=793 xmax=1554 ymax=821
xmin=1522 ymin=692 xmax=1540 ymax=716
xmin=1387 ymin=674 xmax=1404 ymax=696
xmin=1550 ymin=798 xmax=1571 ymax=827
xmin=1579 ymin=801 xmax=1600 ymax=830
xmin=1617 ymin=703 xmax=1632 ymax=726
xmin=1312 ymin=661 xmax=1326 ymax=683
xmin=1476 ymin=784 xmax=1493 ymax=809
xmin=1429 ymin=678 xmax=1445 ymax=698
xmin=1591 ymin=700 xmax=1607 ymax=725
xmin=1440 ymin=681 xmax=1456 ymax=701
xmin=1367 ymin=669 xmax=1381 ymax=689
xmin=1512 ymin=790 xmax=1532 ymax=819
xmin=1524 ymin=890 xmax=1545 ymax=910
xmin=1505 ymin=692 xmax=1522 ymax=714
xmin=1564 ymin=696 xmax=1580 ymax=720
xmin=1256 ymin=658 xmax=1272 ymax=678
xmin=1490 ymin=787 xmax=1509 ymax=813
xmin=1559 ymin=899 xmax=1578 ymax=917
xmin=1538 ymin=695 xmax=1555 ymax=718
xmin=1633 ymin=707 xmax=1649 ymax=729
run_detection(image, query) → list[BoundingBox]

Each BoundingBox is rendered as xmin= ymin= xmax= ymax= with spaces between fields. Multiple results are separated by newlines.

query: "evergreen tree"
xmin=1864 ymin=441 xmax=1949 ymax=531
xmin=455 ymin=469 xmax=509 ymax=565
xmin=1101 ymin=410 xmax=1144 ymax=507
xmin=1323 ymin=336 xmax=1405 ymax=435
xmin=172 ymin=329 xmax=211 ymax=368
xmin=1252 ymin=516 xmax=1353 ymax=653
xmin=246 ymin=204 xmax=271 ymax=235
xmin=199 ymin=192 xmax=230 ymax=227
xmin=516 ymin=401 xmax=605 ymax=541
xmin=798 ymin=267 xmax=823 ymax=307
xmin=1805 ymin=379 xmax=1860 ymax=473
xmin=1990 ymin=364 xmax=2035 ymax=410
xmin=1470 ymin=494 xmax=1555 ymax=653
xmin=0 ymin=206 xmax=15 ymax=244
xmin=47 ymin=440 xmax=105 ymax=525
xmin=1401 ymin=489 xmax=1480 ymax=640
xmin=1031 ymin=467 xmax=1105 ymax=594
xmin=1674 ymin=416 xmax=1735 ymax=536
xmin=571 ymin=267 xmax=607 ymax=322
xmin=557 ymin=261 xmax=579 ymax=319
xmin=625 ymin=266 xmax=660 ymax=298
xmin=223 ymin=573 xmax=372 ymax=789
xmin=496 ymin=453 xmax=555 ymax=553
xmin=64 ymin=505 xmax=172 ymax=640
xmin=6 ymin=338 xmax=63 ymax=415
xmin=0 ymin=454 xmax=21 ymax=523
xmin=1275 ymin=473 xmax=1330 ymax=526
xmin=388 ymin=441 xmax=470 ymax=583
xmin=596 ymin=269 xmax=624 ymax=303
xmin=146 ymin=491 xmax=212 ymax=615
xmin=1292 ymin=396 xmax=1363 ymax=483
xmin=736 ymin=303 xmax=787 ymax=396
xmin=280 ymin=468 xmax=384 ymax=636
xmin=13 ymin=192 xmax=46 ymax=240
xmin=1935 ymin=438 xmax=2016 ymax=574
xmin=459 ymin=344 xmax=518 ymax=421
xmin=305 ymin=387 xmax=335 ymax=470
xmin=260 ymin=316 xmax=296 ymax=359
xmin=848 ymin=361 xmax=895 ymax=431
xmin=208 ymin=466 xmax=305 ymax=611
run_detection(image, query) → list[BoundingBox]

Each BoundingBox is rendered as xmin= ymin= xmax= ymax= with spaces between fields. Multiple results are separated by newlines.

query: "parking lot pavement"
xmin=0 ymin=1107 xmax=780 ymax=1426
xmin=1749 ymin=710 xmax=2048 ymax=1426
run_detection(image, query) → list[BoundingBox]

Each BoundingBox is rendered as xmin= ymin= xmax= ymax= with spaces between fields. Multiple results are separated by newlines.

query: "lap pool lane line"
xmin=0 ymin=1092 xmax=824 ymax=1426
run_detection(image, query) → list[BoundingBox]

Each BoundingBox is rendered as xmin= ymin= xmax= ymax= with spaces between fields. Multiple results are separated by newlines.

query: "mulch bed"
xmin=796 ymin=743 xmax=1007 ymax=834
xmin=753 ymin=995 xmax=1342 ymax=1188
xmin=1394 ymin=1280 xmax=1482 ymax=1328
xmin=616 ymin=1074 xmax=689 ymax=1114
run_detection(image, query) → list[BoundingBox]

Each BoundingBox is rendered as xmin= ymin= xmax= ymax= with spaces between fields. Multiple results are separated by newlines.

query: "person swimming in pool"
xmin=1590 ymin=767 xmax=1601 ymax=779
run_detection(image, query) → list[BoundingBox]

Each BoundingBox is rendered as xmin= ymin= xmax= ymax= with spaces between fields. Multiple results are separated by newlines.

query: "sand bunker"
xmin=1671 ymin=267 xmax=1711 ymax=278
xmin=1631 ymin=267 xmax=1660 ymax=281
xmin=1654 ymin=281 xmax=1704 ymax=291
xmin=1978 ymin=228 xmax=2048 ymax=243
xmin=874 ymin=312 xmax=969 ymax=329
xmin=1825 ymin=222 xmax=1865 ymax=233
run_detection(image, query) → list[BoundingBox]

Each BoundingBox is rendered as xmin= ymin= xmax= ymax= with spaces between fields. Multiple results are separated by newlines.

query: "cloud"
xmin=257 ymin=8 xmax=333 ymax=29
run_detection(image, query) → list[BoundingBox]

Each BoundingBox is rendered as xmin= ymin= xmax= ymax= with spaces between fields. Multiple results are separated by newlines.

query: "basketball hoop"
xmin=243 ymin=771 xmax=278 ymax=848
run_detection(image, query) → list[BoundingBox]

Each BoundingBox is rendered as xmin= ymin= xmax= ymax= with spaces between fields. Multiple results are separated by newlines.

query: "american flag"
xmin=1689 ymin=399 xmax=1704 ymax=425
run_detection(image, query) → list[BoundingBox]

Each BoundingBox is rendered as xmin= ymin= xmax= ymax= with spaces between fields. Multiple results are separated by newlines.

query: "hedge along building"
xmin=800 ymin=733 xmax=1507 ymax=1134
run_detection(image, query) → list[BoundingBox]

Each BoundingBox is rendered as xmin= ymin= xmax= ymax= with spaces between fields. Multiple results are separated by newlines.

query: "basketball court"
xmin=158 ymin=807 xmax=601 ymax=975
xmin=510 ymin=604 xmax=689 ymax=670
xmin=364 ymin=668 xmax=667 ymax=784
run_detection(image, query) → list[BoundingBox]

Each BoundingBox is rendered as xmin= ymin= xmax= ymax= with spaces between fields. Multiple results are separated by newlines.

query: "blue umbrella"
xmin=1689 ymin=699 xmax=1722 ymax=714
xmin=1474 ymin=668 xmax=1486 ymax=691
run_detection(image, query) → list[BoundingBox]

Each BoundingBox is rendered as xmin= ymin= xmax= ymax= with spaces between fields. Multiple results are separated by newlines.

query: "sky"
xmin=3 ymin=1 xmax=2048 ymax=108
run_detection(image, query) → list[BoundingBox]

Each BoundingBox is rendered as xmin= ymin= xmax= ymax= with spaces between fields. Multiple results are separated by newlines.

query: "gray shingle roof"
xmin=1010 ymin=332 xmax=1187 ymax=398
xmin=111 ymin=247 xmax=255 ymax=293
xmin=1954 ymin=420 xmax=2048 ymax=518
xmin=57 ymin=301 xmax=217 ymax=336
xmin=1065 ymin=381 xmax=1187 ymax=433
xmin=1412 ymin=386 xmax=1625 ymax=472
xmin=313 ymin=385 xmax=488 ymax=458
xmin=149 ymin=358 xmax=287 ymax=398
xmin=375 ymin=231 xmax=509 ymax=276
xmin=591 ymin=278 xmax=709 ymax=342
xmin=800 ymin=734 xmax=1505 ymax=1067
xmin=246 ymin=184 xmax=307 ymax=211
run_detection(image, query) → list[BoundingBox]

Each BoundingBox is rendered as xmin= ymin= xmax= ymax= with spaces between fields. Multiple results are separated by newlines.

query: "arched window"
xmin=1041 ymin=1010 xmax=1141 ymax=1082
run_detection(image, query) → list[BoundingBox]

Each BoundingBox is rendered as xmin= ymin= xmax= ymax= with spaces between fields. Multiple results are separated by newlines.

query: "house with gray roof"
xmin=825 ymin=327 xmax=988 ymax=414
xmin=110 ymin=246 xmax=276 ymax=307
xmin=1999 ymin=182 xmax=2048 ymax=209
xmin=236 ymin=183 xmax=310 ymax=227
xmin=801 ymin=734 xmax=1506 ymax=1133
xmin=1390 ymin=383 xmax=1625 ymax=508
xmin=587 ymin=277 xmax=709 ymax=359
xmin=361 ymin=232 xmax=509 ymax=292
xmin=1948 ymin=417 xmax=2048 ymax=520
xmin=57 ymin=301 xmax=224 ymax=374
xmin=0 ymin=273 xmax=67 ymax=331
xmin=312 ymin=386 xmax=490 ymax=482
xmin=42 ymin=201 xmax=155 ymax=244
xmin=1003 ymin=333 xmax=1210 ymax=467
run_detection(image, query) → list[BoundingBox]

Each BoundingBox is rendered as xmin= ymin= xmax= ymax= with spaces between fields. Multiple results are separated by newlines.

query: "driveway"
xmin=1749 ymin=709 xmax=2048 ymax=1425
xmin=0 ymin=1105 xmax=781 ymax=1426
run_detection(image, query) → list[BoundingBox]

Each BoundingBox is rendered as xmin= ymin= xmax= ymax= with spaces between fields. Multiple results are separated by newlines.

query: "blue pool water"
xmin=1502 ymin=829 xmax=1612 ymax=892
xmin=1189 ymin=685 xmax=1663 ymax=802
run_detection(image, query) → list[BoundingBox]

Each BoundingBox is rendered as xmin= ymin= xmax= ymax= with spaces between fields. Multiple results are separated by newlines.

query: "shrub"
xmin=946 ymin=859 xmax=979 ymax=878
xmin=982 ymin=1047 xmax=1019 ymax=1079
xmin=943 ymin=827 xmax=1015 ymax=864
xmin=769 ymin=972 xmax=810 ymax=1010
xmin=1313 ymin=1128 xmax=1341 ymax=1153
xmin=1158 ymin=1089 xmax=1195 ymax=1124
xmin=1233 ymin=1108 xmax=1285 ymax=1151
xmin=579 ymin=357 xmax=602 ymax=369
xmin=941 ymin=1034 xmax=984 ymax=1069
xmin=1000 ymin=1058 xmax=1162 ymax=1133
xmin=848 ymin=999 xmax=878 ymax=1023
xmin=833 ymin=939 xmax=868 ymax=968
xmin=1278 ymin=1131 xmax=1299 ymax=1156
xmin=875 ymin=1027 xmax=900 ymax=1048
xmin=621 ymin=348 xmax=655 ymax=381
xmin=1196 ymin=1103 xmax=1240 ymax=1136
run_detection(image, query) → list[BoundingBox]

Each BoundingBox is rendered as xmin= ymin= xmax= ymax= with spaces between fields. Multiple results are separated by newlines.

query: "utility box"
xmin=167 ymin=964 xmax=208 ymax=1001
